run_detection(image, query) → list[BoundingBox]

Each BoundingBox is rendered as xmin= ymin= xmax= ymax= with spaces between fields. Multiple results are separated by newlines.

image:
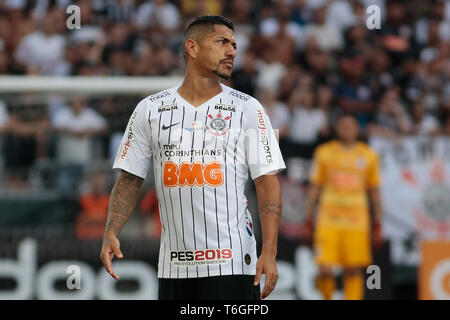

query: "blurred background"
xmin=0 ymin=0 xmax=449 ymax=300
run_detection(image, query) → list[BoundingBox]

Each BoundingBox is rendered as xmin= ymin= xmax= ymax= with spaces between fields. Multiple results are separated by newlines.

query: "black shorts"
xmin=158 ymin=275 xmax=260 ymax=300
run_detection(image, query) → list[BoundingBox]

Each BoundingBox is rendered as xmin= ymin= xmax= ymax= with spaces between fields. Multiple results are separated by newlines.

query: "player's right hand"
xmin=300 ymin=216 xmax=314 ymax=246
xmin=100 ymin=232 xmax=124 ymax=280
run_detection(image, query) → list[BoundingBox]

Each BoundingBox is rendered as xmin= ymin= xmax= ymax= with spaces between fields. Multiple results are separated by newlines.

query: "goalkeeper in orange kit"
xmin=303 ymin=113 xmax=383 ymax=300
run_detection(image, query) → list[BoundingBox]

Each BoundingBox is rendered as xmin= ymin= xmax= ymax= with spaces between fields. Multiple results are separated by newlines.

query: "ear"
xmin=184 ymin=39 xmax=199 ymax=59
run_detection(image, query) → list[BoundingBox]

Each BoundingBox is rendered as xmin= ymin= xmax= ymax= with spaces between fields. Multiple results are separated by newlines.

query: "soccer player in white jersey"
xmin=100 ymin=15 xmax=286 ymax=300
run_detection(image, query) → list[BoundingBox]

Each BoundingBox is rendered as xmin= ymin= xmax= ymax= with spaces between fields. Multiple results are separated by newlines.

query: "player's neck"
xmin=178 ymin=69 xmax=223 ymax=107
xmin=339 ymin=140 xmax=357 ymax=150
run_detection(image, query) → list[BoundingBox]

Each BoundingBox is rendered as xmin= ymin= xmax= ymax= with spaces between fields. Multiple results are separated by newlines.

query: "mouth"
xmin=222 ymin=60 xmax=234 ymax=68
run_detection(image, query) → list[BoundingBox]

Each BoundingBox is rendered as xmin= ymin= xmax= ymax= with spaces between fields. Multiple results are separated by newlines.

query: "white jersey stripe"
xmin=190 ymin=110 xmax=198 ymax=277
xmin=157 ymin=106 xmax=173 ymax=278
xmin=224 ymin=109 xmax=234 ymax=274
xmin=234 ymin=112 xmax=244 ymax=274
xmin=201 ymin=105 xmax=211 ymax=276
xmin=166 ymin=107 xmax=179 ymax=278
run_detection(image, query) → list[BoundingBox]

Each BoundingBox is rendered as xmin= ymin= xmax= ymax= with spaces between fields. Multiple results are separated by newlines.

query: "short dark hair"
xmin=183 ymin=15 xmax=234 ymax=62
xmin=335 ymin=111 xmax=358 ymax=123
xmin=185 ymin=15 xmax=234 ymax=35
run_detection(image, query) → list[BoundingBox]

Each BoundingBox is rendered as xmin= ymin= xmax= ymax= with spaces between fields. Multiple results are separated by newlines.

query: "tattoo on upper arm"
xmin=105 ymin=171 xmax=144 ymax=236
xmin=261 ymin=200 xmax=282 ymax=217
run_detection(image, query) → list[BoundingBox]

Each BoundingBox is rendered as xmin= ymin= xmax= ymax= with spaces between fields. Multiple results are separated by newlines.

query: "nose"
xmin=227 ymin=45 xmax=236 ymax=59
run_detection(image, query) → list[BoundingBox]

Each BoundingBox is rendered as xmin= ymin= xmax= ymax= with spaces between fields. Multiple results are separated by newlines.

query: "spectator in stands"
xmin=134 ymin=0 xmax=181 ymax=33
xmin=259 ymin=1 xmax=305 ymax=51
xmin=288 ymin=86 xmax=327 ymax=145
xmin=291 ymin=0 xmax=314 ymax=26
xmin=415 ymin=0 xmax=450 ymax=47
xmin=304 ymin=5 xmax=343 ymax=52
xmin=278 ymin=64 xmax=303 ymax=103
xmin=0 ymin=38 xmax=8 ymax=74
xmin=335 ymin=49 xmax=375 ymax=134
xmin=100 ymin=0 xmax=138 ymax=23
xmin=380 ymin=0 xmax=414 ymax=68
xmin=443 ymin=114 xmax=450 ymax=136
xmin=258 ymin=88 xmax=290 ymax=139
xmin=315 ymin=84 xmax=335 ymax=140
xmin=181 ymin=0 xmax=222 ymax=20
xmin=52 ymin=97 xmax=108 ymax=196
xmin=368 ymin=87 xmax=412 ymax=141
xmin=2 ymin=101 xmax=49 ymax=190
xmin=300 ymin=37 xmax=334 ymax=85
xmin=325 ymin=0 xmax=362 ymax=33
xmin=75 ymin=170 xmax=110 ymax=239
xmin=409 ymin=98 xmax=441 ymax=136
xmin=0 ymin=98 xmax=8 ymax=127
xmin=367 ymin=47 xmax=394 ymax=98
xmin=254 ymin=40 xmax=287 ymax=93
xmin=14 ymin=7 xmax=66 ymax=75
xmin=231 ymin=50 xmax=258 ymax=96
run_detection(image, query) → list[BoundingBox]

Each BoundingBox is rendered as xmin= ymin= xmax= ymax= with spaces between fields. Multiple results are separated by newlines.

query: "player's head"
xmin=335 ymin=113 xmax=359 ymax=144
xmin=183 ymin=15 xmax=236 ymax=80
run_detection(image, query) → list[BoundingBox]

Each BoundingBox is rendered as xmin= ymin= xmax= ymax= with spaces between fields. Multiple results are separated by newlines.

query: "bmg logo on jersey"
xmin=163 ymin=161 xmax=224 ymax=187
xmin=170 ymin=249 xmax=232 ymax=266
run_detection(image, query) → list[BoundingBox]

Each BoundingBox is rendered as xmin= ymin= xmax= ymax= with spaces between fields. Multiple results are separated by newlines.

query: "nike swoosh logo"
xmin=162 ymin=122 xmax=179 ymax=130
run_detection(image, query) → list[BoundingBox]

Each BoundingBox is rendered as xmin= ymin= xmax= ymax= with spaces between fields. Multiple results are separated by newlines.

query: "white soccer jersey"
xmin=113 ymin=83 xmax=286 ymax=279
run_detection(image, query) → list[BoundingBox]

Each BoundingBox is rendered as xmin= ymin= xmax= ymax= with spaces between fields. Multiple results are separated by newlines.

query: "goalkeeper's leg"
xmin=343 ymin=267 xmax=364 ymax=300
xmin=316 ymin=265 xmax=335 ymax=300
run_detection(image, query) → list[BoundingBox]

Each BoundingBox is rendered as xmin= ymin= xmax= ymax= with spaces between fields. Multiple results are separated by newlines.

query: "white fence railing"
xmin=0 ymin=76 xmax=184 ymax=94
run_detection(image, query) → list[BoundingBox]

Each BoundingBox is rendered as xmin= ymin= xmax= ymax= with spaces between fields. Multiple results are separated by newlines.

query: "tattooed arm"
xmin=100 ymin=170 xmax=144 ymax=280
xmin=253 ymin=174 xmax=282 ymax=299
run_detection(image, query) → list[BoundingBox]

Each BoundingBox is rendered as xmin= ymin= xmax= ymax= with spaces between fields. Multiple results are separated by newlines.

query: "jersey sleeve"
xmin=367 ymin=150 xmax=381 ymax=188
xmin=244 ymin=99 xmax=286 ymax=180
xmin=309 ymin=146 xmax=326 ymax=185
xmin=113 ymin=99 xmax=152 ymax=179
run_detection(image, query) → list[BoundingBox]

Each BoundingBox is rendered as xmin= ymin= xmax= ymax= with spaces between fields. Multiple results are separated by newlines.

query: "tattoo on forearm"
xmin=261 ymin=200 xmax=282 ymax=217
xmin=105 ymin=171 xmax=143 ymax=237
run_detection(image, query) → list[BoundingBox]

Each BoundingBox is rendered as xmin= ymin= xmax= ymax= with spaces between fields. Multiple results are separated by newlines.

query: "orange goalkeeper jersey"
xmin=309 ymin=140 xmax=380 ymax=227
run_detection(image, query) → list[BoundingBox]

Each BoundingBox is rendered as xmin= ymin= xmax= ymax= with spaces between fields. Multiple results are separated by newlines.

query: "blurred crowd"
xmin=0 ymin=0 xmax=449 ymax=237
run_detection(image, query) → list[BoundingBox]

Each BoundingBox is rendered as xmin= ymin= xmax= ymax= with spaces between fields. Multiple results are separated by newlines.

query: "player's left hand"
xmin=254 ymin=252 xmax=278 ymax=299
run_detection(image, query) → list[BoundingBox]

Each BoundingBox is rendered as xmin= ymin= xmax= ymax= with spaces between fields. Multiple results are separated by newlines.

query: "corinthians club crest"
xmin=206 ymin=112 xmax=230 ymax=136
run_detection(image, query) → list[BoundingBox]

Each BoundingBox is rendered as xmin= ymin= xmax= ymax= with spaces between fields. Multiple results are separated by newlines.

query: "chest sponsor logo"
xmin=185 ymin=121 xmax=203 ymax=132
xmin=170 ymin=249 xmax=232 ymax=266
xmin=158 ymin=104 xmax=178 ymax=113
xmin=214 ymin=104 xmax=236 ymax=112
xmin=163 ymin=160 xmax=224 ymax=187
xmin=206 ymin=112 xmax=230 ymax=136
xmin=162 ymin=145 xmax=222 ymax=157
xmin=119 ymin=110 xmax=137 ymax=162
xmin=256 ymin=109 xmax=273 ymax=164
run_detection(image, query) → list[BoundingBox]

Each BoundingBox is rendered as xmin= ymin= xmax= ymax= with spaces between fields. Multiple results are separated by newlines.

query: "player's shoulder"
xmin=316 ymin=140 xmax=339 ymax=155
xmin=143 ymin=86 xmax=178 ymax=106
xmin=133 ymin=86 xmax=179 ymax=114
xmin=356 ymin=142 xmax=378 ymax=159
xmin=356 ymin=141 xmax=376 ymax=153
